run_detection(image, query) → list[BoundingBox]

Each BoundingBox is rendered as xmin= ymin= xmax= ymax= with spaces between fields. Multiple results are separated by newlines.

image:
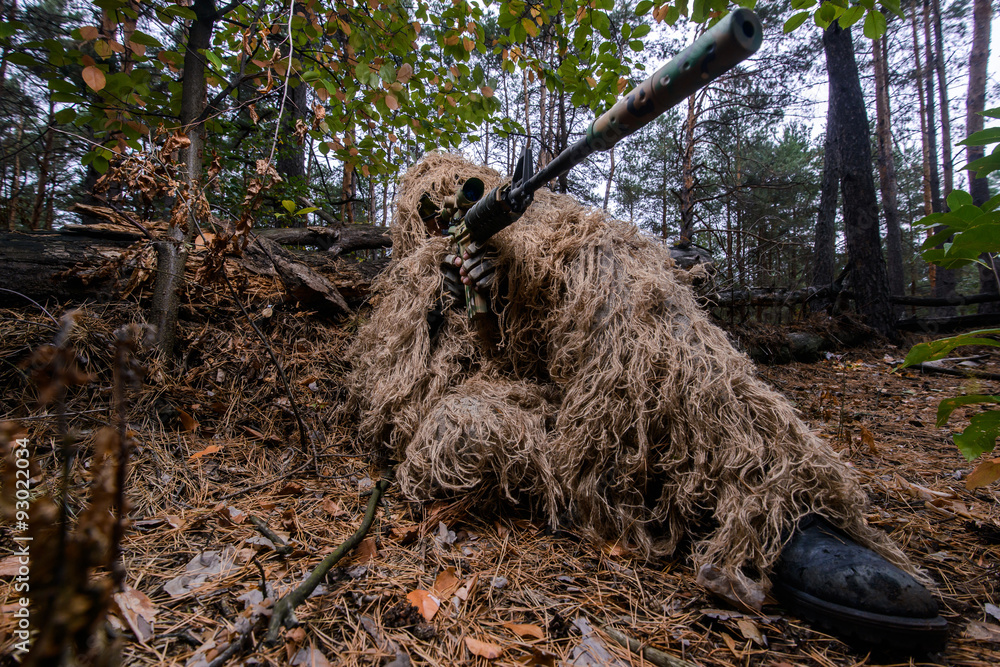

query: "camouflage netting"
xmin=347 ymin=153 xmax=912 ymax=592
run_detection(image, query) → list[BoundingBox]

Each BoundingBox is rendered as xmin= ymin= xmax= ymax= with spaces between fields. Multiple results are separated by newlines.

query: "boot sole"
xmin=773 ymin=581 xmax=949 ymax=653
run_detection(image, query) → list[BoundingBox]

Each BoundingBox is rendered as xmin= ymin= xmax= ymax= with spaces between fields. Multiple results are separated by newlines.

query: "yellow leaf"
xmin=465 ymin=636 xmax=503 ymax=659
xmin=522 ymin=18 xmax=538 ymax=38
xmin=82 ymin=65 xmax=106 ymax=92
xmin=967 ymin=457 xmax=1000 ymax=490
xmin=188 ymin=445 xmax=220 ymax=461
xmin=503 ymin=622 xmax=544 ymax=639
xmin=406 ymin=589 xmax=440 ymax=621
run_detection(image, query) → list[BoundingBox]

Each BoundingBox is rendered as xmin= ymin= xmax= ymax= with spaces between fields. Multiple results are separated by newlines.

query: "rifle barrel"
xmin=515 ymin=8 xmax=762 ymax=199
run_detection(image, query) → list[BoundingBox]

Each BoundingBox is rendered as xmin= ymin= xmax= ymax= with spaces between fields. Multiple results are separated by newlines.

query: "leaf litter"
xmin=0 ymin=301 xmax=997 ymax=666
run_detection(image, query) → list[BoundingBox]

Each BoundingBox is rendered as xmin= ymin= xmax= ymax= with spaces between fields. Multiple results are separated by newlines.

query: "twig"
xmin=601 ymin=625 xmax=697 ymax=667
xmin=912 ymin=362 xmax=1000 ymax=382
xmin=264 ymin=479 xmax=390 ymax=645
xmin=249 ymin=515 xmax=294 ymax=556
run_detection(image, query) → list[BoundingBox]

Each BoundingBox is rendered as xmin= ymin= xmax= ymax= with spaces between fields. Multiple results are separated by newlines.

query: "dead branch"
xmin=263 ymin=479 xmax=390 ymax=645
xmin=602 ymin=625 xmax=697 ymax=667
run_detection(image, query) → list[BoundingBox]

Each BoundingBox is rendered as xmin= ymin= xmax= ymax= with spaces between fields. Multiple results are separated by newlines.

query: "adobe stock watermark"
xmin=10 ymin=435 xmax=32 ymax=655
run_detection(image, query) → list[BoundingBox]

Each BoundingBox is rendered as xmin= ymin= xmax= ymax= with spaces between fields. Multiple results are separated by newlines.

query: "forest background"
xmin=1 ymin=0 xmax=997 ymax=323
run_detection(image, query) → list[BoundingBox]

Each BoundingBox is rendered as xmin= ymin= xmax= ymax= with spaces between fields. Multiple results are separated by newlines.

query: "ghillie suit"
xmin=348 ymin=154 xmax=912 ymax=595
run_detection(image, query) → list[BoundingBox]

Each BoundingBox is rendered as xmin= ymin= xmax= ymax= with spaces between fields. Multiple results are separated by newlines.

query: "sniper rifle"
xmin=426 ymin=8 xmax=763 ymax=319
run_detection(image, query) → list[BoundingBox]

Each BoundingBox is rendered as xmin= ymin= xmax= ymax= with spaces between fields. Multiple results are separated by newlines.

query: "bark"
xmin=151 ymin=0 xmax=216 ymax=356
xmin=966 ymin=0 xmax=999 ymax=313
xmin=872 ymin=36 xmax=904 ymax=298
xmin=30 ymin=102 xmax=55 ymax=230
xmin=812 ymin=98 xmax=839 ymax=289
xmin=931 ymin=0 xmax=953 ymax=196
xmin=0 ymin=229 xmax=137 ymax=306
xmin=823 ymin=23 xmax=894 ymax=336
xmin=256 ymin=224 xmax=390 ymax=255
xmin=679 ymin=94 xmax=697 ymax=242
xmin=922 ymin=0 xmax=957 ymax=312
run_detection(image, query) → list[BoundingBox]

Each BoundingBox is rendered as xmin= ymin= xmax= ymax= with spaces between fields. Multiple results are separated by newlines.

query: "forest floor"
xmin=0 ymin=294 xmax=998 ymax=667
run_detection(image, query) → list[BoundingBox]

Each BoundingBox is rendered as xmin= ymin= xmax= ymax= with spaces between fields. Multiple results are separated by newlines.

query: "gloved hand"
xmin=440 ymin=258 xmax=465 ymax=306
xmin=450 ymin=240 xmax=499 ymax=293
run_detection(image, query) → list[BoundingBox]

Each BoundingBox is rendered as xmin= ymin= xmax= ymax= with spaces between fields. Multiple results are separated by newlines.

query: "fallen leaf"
xmin=736 ymin=618 xmax=766 ymax=646
xmin=696 ymin=563 xmax=765 ymax=612
xmin=465 ymin=636 xmax=503 ymax=659
xmin=860 ymin=425 xmax=877 ymax=453
xmin=967 ymin=457 xmax=1000 ymax=490
xmin=275 ymin=482 xmax=304 ymax=497
xmin=178 ymin=408 xmax=197 ymax=432
xmin=721 ymin=632 xmax=741 ymax=657
xmin=113 ymin=586 xmax=157 ymax=644
xmin=352 ymin=537 xmax=377 ymax=562
xmin=432 ymin=566 xmax=461 ymax=599
xmin=602 ymin=541 xmax=632 ymax=558
xmin=503 ymin=622 xmax=544 ymax=639
xmin=189 ymin=444 xmax=220 ymax=461
xmin=390 ymin=523 xmax=419 ymax=544
xmin=965 ymin=620 xmax=1000 ymax=643
xmin=406 ymin=589 xmax=440 ymax=621
xmin=895 ymin=474 xmax=954 ymax=501
xmin=455 ymin=573 xmax=479 ymax=601
xmin=290 ymin=646 xmax=331 ymax=667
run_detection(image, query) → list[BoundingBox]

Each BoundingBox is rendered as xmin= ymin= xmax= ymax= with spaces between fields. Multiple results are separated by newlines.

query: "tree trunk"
xmin=679 ymin=94 xmax=697 ymax=242
xmin=151 ymin=0 xmax=216 ymax=356
xmin=966 ymin=0 xmax=999 ymax=313
xmin=30 ymin=101 xmax=56 ymax=230
xmin=872 ymin=36 xmax=904 ymax=298
xmin=812 ymin=100 xmax=838 ymax=288
xmin=823 ymin=22 xmax=894 ymax=336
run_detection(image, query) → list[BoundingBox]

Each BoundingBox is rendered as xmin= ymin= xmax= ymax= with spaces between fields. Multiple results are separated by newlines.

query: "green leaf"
xmin=129 ymin=30 xmax=163 ymax=48
xmin=937 ymin=395 xmax=1000 ymax=427
xmin=838 ymin=5 xmax=866 ymax=27
xmin=54 ymin=108 xmax=77 ymax=124
xmin=204 ymin=49 xmax=224 ymax=72
xmin=295 ymin=207 xmax=319 ymax=215
xmin=959 ymin=127 xmax=1000 ymax=146
xmin=901 ymin=329 xmax=1000 ymax=368
xmin=863 ymin=9 xmax=886 ymax=39
xmin=946 ymin=189 xmax=974 ymax=210
xmin=954 ymin=410 xmax=1000 ymax=461
xmin=790 ymin=0 xmax=816 ymax=8
xmin=784 ymin=11 xmax=810 ymax=33
xmin=635 ymin=0 xmax=654 ymax=15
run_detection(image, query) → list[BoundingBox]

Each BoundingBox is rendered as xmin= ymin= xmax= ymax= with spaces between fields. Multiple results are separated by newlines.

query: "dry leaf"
xmin=721 ymin=632 xmax=741 ymax=657
xmin=290 ymin=646 xmax=332 ymax=667
xmin=465 ymin=636 xmax=503 ymax=659
xmin=406 ymin=589 xmax=440 ymax=621
xmin=432 ymin=566 xmax=461 ymax=599
xmin=736 ymin=618 xmax=766 ymax=646
xmin=386 ymin=94 xmax=399 ymax=110
xmin=390 ymin=523 xmax=419 ymax=544
xmin=113 ymin=586 xmax=157 ymax=644
xmin=397 ymin=63 xmax=413 ymax=83
xmin=503 ymin=622 xmax=544 ymax=639
xmin=352 ymin=537 xmax=377 ymax=562
xmin=602 ymin=541 xmax=631 ymax=558
xmin=178 ymin=408 xmax=197 ymax=432
xmin=79 ymin=26 xmax=100 ymax=40
xmin=455 ymin=573 xmax=479 ymax=601
xmin=82 ymin=65 xmax=106 ymax=92
xmin=859 ymin=425 xmax=877 ymax=453
xmin=967 ymin=457 xmax=1000 ymax=490
xmin=189 ymin=444 xmax=220 ymax=461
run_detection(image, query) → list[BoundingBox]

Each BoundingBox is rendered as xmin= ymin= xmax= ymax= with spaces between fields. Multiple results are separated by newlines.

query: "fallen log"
xmin=256 ymin=224 xmax=391 ymax=254
xmin=0 ymin=229 xmax=135 ymax=306
xmin=891 ymin=292 xmax=1000 ymax=307
xmin=896 ymin=313 xmax=1000 ymax=333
